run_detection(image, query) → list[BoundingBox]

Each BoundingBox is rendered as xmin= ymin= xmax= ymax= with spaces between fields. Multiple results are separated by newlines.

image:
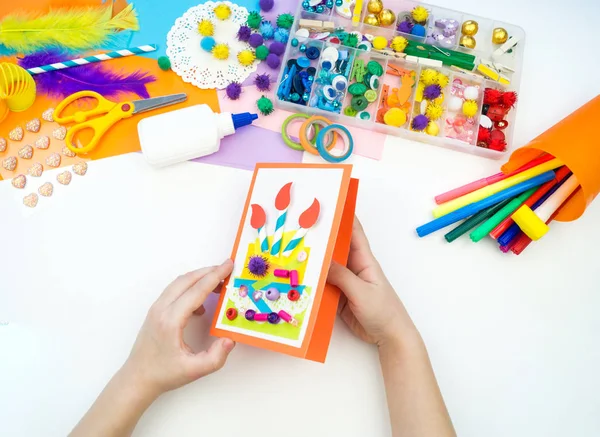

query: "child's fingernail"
xmin=222 ymin=258 xmax=233 ymax=266
xmin=222 ymin=338 xmax=235 ymax=352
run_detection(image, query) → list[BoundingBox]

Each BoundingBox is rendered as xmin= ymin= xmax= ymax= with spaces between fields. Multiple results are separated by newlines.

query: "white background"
xmin=215 ymin=167 xmax=345 ymax=347
xmin=1 ymin=0 xmax=600 ymax=436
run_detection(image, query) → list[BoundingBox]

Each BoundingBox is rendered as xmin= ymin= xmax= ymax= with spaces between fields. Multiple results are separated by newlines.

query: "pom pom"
xmin=423 ymin=84 xmax=442 ymax=100
xmin=462 ymin=100 xmax=479 ymax=118
xmin=226 ymin=82 xmax=242 ymax=100
xmin=477 ymin=125 xmax=491 ymax=144
xmin=212 ymin=43 xmax=230 ymax=60
xmin=198 ymin=19 xmax=214 ymax=36
xmin=412 ymin=114 xmax=429 ymax=131
xmin=255 ymin=45 xmax=269 ymax=60
xmin=257 ymin=95 xmax=274 ymax=116
xmin=343 ymin=33 xmax=359 ymax=48
xmin=249 ymin=33 xmax=264 ymax=48
xmin=214 ymin=4 xmax=231 ymax=20
xmin=390 ymin=36 xmax=408 ymax=52
xmin=157 ymin=56 xmax=171 ymax=71
xmin=269 ymin=41 xmax=286 ymax=56
xmin=259 ymin=0 xmax=275 ymax=12
xmin=247 ymin=255 xmax=270 ymax=277
xmin=501 ymin=91 xmax=518 ymax=108
xmin=435 ymin=73 xmax=449 ymax=88
xmin=425 ymin=102 xmax=443 ymax=121
xmin=488 ymin=138 xmax=506 ymax=151
xmin=254 ymin=73 xmax=271 ymax=91
xmin=237 ymin=49 xmax=256 ymax=66
xmin=411 ymin=5 xmax=429 ymax=23
xmin=237 ymin=25 xmax=252 ymax=42
xmin=397 ymin=20 xmax=413 ymax=34
xmin=411 ymin=24 xmax=426 ymax=37
xmin=247 ymin=11 xmax=262 ymax=29
xmin=266 ymin=53 xmax=280 ymax=69
xmin=484 ymin=88 xmax=503 ymax=105
xmin=259 ymin=21 xmax=275 ymax=40
xmin=420 ymin=69 xmax=438 ymax=86
xmin=274 ymin=27 xmax=290 ymax=43
xmin=200 ymin=36 xmax=216 ymax=52
xmin=277 ymin=13 xmax=294 ymax=29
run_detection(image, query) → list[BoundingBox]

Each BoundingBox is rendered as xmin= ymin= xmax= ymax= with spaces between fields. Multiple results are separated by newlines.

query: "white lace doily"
xmin=166 ymin=1 xmax=256 ymax=89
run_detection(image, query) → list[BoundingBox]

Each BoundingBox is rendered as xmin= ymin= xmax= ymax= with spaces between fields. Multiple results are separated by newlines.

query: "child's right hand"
xmin=327 ymin=217 xmax=420 ymax=349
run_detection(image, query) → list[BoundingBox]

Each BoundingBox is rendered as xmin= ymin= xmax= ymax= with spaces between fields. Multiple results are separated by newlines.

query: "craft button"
xmin=297 ymin=250 xmax=307 ymax=262
xmin=356 ymin=111 xmax=371 ymax=120
xmin=306 ymin=46 xmax=320 ymax=59
xmin=297 ymin=57 xmax=311 ymax=68
xmin=288 ymin=289 xmax=300 ymax=301
xmin=367 ymin=60 xmax=383 ymax=76
xmin=365 ymin=89 xmax=377 ymax=102
xmin=344 ymin=106 xmax=358 ymax=116
xmin=226 ymin=308 xmax=238 ymax=320
xmin=348 ymin=82 xmax=367 ymax=96
xmin=351 ymin=95 xmax=369 ymax=111
xmin=307 ymin=67 xmax=317 ymax=76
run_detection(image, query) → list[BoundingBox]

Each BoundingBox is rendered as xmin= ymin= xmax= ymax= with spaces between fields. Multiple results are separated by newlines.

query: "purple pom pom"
xmin=247 ymin=255 xmax=270 ymax=277
xmin=237 ymin=25 xmax=252 ymax=42
xmin=397 ymin=20 xmax=414 ymax=34
xmin=412 ymin=114 xmax=429 ymax=131
xmin=249 ymin=33 xmax=264 ymax=48
xmin=266 ymin=53 xmax=281 ymax=69
xmin=259 ymin=0 xmax=274 ymax=12
xmin=226 ymin=82 xmax=242 ymax=100
xmin=423 ymin=84 xmax=442 ymax=100
xmin=254 ymin=73 xmax=271 ymax=91
xmin=269 ymin=41 xmax=286 ymax=56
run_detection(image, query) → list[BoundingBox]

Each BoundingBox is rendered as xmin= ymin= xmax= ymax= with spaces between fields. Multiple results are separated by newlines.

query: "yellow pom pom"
xmin=435 ymin=73 xmax=449 ymax=88
xmin=425 ymin=121 xmax=439 ymax=136
xmin=372 ymin=36 xmax=388 ymax=50
xmin=425 ymin=102 xmax=443 ymax=121
xmin=411 ymin=6 xmax=429 ymax=23
xmin=420 ymin=69 xmax=438 ymax=86
xmin=214 ymin=4 xmax=231 ymax=20
xmin=212 ymin=43 xmax=230 ymax=60
xmin=390 ymin=36 xmax=408 ymax=53
xmin=462 ymin=100 xmax=479 ymax=118
xmin=197 ymin=19 xmax=214 ymax=36
xmin=237 ymin=49 xmax=256 ymax=66
xmin=383 ymin=108 xmax=407 ymax=127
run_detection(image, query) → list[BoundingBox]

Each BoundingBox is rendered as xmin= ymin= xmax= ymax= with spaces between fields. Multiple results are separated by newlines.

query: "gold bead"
xmin=459 ymin=34 xmax=477 ymax=49
xmin=378 ymin=9 xmax=396 ymax=27
xmin=492 ymin=27 xmax=509 ymax=44
xmin=363 ymin=13 xmax=380 ymax=26
xmin=366 ymin=0 xmax=383 ymax=15
xmin=461 ymin=20 xmax=479 ymax=36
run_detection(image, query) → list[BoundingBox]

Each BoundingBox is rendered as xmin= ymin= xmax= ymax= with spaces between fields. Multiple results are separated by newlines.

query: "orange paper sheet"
xmin=502 ymin=95 xmax=600 ymax=222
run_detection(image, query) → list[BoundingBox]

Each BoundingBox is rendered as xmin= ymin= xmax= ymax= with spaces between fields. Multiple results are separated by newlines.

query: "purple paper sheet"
xmin=192 ymin=126 xmax=303 ymax=170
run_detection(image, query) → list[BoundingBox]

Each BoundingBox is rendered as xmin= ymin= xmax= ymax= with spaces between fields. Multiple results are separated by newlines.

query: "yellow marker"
xmin=433 ymin=158 xmax=563 ymax=218
xmin=352 ymin=0 xmax=364 ymax=26
xmin=512 ymin=206 xmax=550 ymax=241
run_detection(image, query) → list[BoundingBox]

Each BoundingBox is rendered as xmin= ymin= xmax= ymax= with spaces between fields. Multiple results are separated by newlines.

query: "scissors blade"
xmin=132 ymin=93 xmax=188 ymax=114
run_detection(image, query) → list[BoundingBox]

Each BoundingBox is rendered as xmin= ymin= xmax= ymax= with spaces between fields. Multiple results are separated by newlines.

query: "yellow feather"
xmin=0 ymin=5 xmax=139 ymax=53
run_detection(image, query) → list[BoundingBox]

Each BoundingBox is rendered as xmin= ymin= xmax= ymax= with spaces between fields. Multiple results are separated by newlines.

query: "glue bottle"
xmin=138 ymin=104 xmax=258 ymax=167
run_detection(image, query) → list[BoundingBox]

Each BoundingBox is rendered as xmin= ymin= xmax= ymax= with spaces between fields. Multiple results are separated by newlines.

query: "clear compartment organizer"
xmin=275 ymin=1 xmax=525 ymax=159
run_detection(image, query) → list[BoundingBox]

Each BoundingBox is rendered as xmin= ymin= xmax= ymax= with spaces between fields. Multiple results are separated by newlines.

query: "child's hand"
xmin=123 ymin=260 xmax=236 ymax=398
xmin=328 ymin=218 xmax=419 ymax=349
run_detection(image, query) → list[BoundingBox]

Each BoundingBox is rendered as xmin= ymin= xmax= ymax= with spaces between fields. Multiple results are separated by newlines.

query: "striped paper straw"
xmin=258 ymin=226 xmax=269 ymax=253
xmin=26 ymin=45 xmax=158 ymax=75
xmin=282 ymin=228 xmax=308 ymax=258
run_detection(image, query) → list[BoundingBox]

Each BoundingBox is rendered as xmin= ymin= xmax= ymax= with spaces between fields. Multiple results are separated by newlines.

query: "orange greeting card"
xmin=211 ymin=163 xmax=358 ymax=362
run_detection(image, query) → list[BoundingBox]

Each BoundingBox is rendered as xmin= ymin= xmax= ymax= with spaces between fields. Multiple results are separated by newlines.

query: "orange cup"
xmin=502 ymin=95 xmax=600 ymax=222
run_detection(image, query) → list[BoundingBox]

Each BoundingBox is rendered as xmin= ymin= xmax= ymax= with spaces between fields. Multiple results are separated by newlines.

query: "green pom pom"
xmin=255 ymin=45 xmax=270 ymax=60
xmin=247 ymin=11 xmax=262 ymax=29
xmin=343 ymin=34 xmax=358 ymax=48
xmin=257 ymin=96 xmax=274 ymax=116
xmin=157 ymin=56 xmax=171 ymax=71
xmin=276 ymin=13 xmax=294 ymax=29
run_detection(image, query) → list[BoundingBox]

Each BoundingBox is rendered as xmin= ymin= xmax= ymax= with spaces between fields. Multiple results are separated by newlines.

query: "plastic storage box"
xmin=275 ymin=1 xmax=525 ymax=159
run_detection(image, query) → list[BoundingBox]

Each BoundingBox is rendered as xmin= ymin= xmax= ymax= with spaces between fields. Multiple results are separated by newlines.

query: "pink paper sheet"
xmin=217 ymin=86 xmax=387 ymax=160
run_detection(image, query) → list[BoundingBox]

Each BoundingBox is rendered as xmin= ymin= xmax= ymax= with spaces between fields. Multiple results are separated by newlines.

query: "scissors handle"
xmin=53 ymin=91 xmax=118 ymax=124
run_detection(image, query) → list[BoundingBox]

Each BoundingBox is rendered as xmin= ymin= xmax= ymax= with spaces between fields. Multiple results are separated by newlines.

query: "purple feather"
xmin=18 ymin=49 xmax=156 ymax=99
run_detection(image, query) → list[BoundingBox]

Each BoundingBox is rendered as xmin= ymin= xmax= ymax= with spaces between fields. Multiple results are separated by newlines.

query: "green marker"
xmin=470 ymin=187 xmax=538 ymax=242
xmin=444 ymin=199 xmax=512 ymax=243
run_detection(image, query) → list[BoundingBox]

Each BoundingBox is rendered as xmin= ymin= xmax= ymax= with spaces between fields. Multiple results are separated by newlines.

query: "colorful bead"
xmin=268 ymin=312 xmax=280 ymax=324
xmin=239 ymin=285 xmax=249 ymax=297
xmin=245 ymin=309 xmax=256 ymax=321
xmin=289 ymin=270 xmax=299 ymax=287
xmin=278 ymin=310 xmax=298 ymax=326
xmin=274 ymin=269 xmax=290 ymax=278
xmin=265 ymin=288 xmax=281 ymax=301
xmin=253 ymin=290 xmax=263 ymax=301
xmin=226 ymin=308 xmax=238 ymax=320
xmin=254 ymin=313 xmax=269 ymax=322
xmin=288 ymin=289 xmax=300 ymax=301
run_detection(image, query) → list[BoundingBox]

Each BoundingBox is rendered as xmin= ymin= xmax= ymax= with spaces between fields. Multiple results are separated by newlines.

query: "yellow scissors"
xmin=53 ymin=91 xmax=188 ymax=155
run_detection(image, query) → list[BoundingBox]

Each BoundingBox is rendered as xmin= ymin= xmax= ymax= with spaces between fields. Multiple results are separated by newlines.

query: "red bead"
xmin=226 ymin=308 xmax=238 ymax=320
xmin=495 ymin=119 xmax=509 ymax=130
xmin=288 ymin=289 xmax=300 ymax=301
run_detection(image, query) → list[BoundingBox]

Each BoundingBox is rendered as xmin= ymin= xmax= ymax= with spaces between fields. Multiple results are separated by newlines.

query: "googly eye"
xmin=332 ymin=75 xmax=348 ymax=92
xmin=357 ymin=41 xmax=372 ymax=51
xmin=322 ymin=85 xmax=337 ymax=100
xmin=369 ymin=75 xmax=380 ymax=90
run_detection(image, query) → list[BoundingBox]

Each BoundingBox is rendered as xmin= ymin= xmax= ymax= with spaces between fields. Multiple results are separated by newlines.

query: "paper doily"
xmin=166 ymin=1 xmax=256 ymax=89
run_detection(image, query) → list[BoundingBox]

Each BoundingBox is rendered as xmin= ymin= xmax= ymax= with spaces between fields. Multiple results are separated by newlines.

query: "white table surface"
xmin=2 ymin=0 xmax=600 ymax=435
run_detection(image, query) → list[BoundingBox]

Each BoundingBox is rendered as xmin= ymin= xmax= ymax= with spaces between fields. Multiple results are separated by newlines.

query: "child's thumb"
xmin=328 ymin=262 xmax=363 ymax=302
xmin=193 ymin=338 xmax=236 ymax=377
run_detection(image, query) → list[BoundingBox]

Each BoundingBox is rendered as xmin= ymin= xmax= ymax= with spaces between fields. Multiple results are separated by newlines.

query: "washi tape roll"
xmin=282 ymin=113 xmax=319 ymax=151
xmin=316 ymin=124 xmax=354 ymax=163
xmin=299 ymin=115 xmax=337 ymax=155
